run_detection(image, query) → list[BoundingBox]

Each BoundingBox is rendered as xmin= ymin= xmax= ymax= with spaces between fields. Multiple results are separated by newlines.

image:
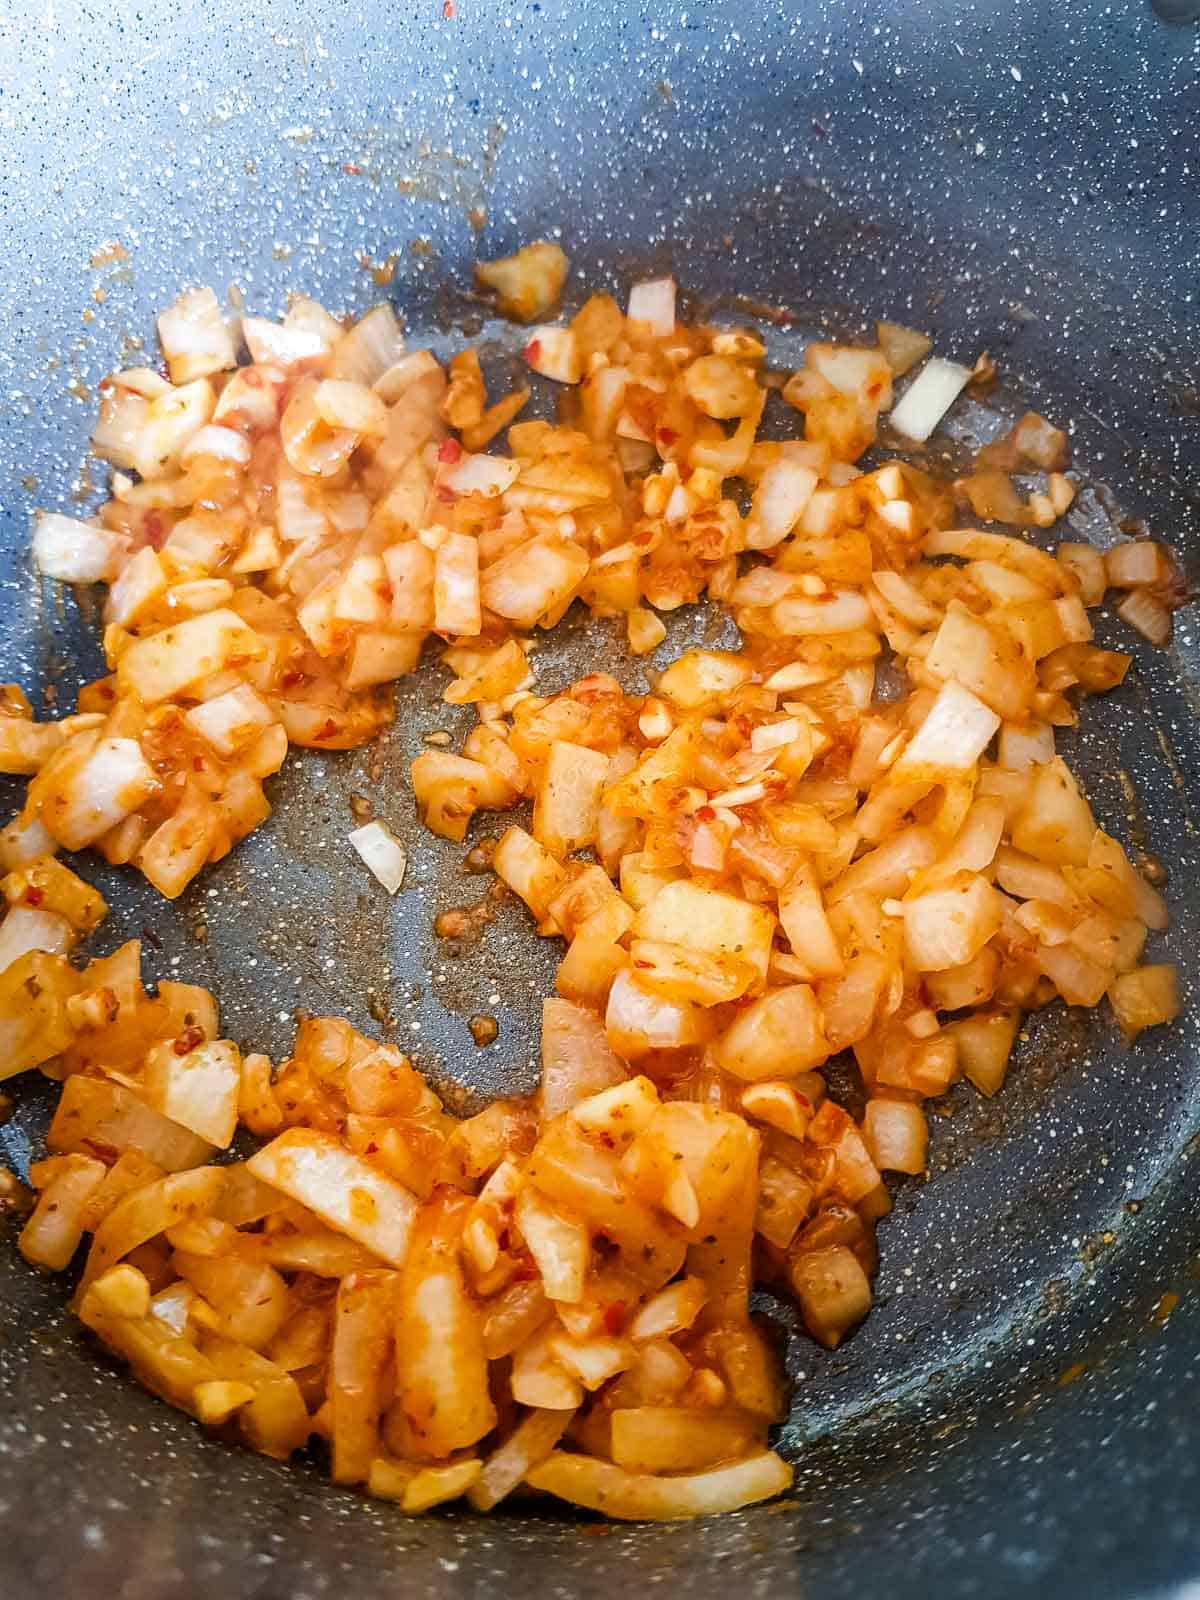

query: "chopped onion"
xmin=331 ymin=304 xmax=406 ymax=385
xmin=157 ymin=287 xmax=237 ymax=384
xmin=746 ymin=461 xmax=817 ymax=550
xmin=523 ymin=326 xmax=582 ymax=385
xmin=889 ymin=356 xmax=972 ymax=442
xmin=627 ymin=277 xmax=677 ymax=337
xmin=894 ymin=680 xmax=1000 ymax=775
xmin=242 ymin=315 xmax=329 ymax=366
xmin=443 ymin=453 xmax=522 ymax=498
xmin=1115 ymin=587 xmax=1172 ymax=646
xmin=32 ymin=512 xmax=125 ymax=584
xmin=0 ymin=905 xmax=74 ymax=972
xmin=348 ymin=819 xmax=408 ymax=894
xmin=180 ymin=424 xmax=252 ymax=466
xmin=1105 ymin=540 xmax=1170 ymax=590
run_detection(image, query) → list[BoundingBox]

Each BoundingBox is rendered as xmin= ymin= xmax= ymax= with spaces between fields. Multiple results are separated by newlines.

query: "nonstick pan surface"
xmin=1 ymin=2 xmax=1198 ymax=1595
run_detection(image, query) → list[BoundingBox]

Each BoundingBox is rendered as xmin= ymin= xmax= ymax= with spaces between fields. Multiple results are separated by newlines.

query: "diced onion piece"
xmin=332 ymin=304 xmax=406 ymax=385
xmin=48 ymin=1075 xmax=214 ymax=1170
xmin=19 ymin=1154 xmax=107 ymax=1271
xmin=1115 ymin=587 xmax=1172 ymax=647
xmin=524 ymin=326 xmax=582 ymax=384
xmin=902 ymin=874 xmax=1002 ymax=971
xmin=281 ymin=378 xmax=359 ymax=477
xmin=1108 ymin=964 xmax=1180 ymax=1038
xmin=539 ymin=997 xmax=627 ymax=1118
xmin=876 ymin=320 xmax=933 ymax=377
xmin=443 ymin=453 xmax=522 ymax=498
xmin=32 ymin=512 xmax=125 ymax=584
xmin=185 ymin=685 xmax=275 ymax=758
xmin=469 ymin=1407 xmax=576 ymax=1511
xmin=893 ymin=680 xmax=1000 ymax=776
xmin=475 ymin=241 xmax=569 ymax=323
xmin=247 ymin=1128 xmax=419 ymax=1267
xmin=714 ymin=984 xmax=830 ymax=1080
xmin=862 ymin=1099 xmax=928 ymax=1175
xmin=434 ymin=533 xmax=482 ymax=637
xmin=524 ymin=1449 xmax=792 ymax=1521
xmin=889 ymin=357 xmax=972 ymax=442
xmin=157 ymin=288 xmax=237 ymax=383
xmin=746 ymin=460 xmax=818 ymax=550
xmin=180 ymin=424 xmax=253 ymax=466
xmin=1105 ymin=540 xmax=1170 ymax=590
xmin=790 ymin=1245 xmax=871 ymax=1348
xmin=605 ymin=968 xmax=709 ymax=1058
xmin=314 ymin=379 xmax=390 ymax=437
xmin=144 ymin=1038 xmax=242 ymax=1147
xmin=118 ymin=610 xmax=264 ymax=706
xmin=348 ymin=820 xmax=408 ymax=895
xmin=30 ymin=734 xmax=159 ymax=851
xmin=627 ymin=277 xmax=677 ymax=337
xmin=242 ymin=315 xmax=329 ymax=366
xmin=0 ymin=905 xmax=74 ymax=972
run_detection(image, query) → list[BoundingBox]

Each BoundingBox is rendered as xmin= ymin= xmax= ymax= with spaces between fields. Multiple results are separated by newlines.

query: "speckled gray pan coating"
xmin=0 ymin=1 xmax=1198 ymax=1595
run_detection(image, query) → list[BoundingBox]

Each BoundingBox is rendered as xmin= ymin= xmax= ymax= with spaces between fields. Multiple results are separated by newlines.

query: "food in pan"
xmin=2 ymin=244 xmax=1183 ymax=1520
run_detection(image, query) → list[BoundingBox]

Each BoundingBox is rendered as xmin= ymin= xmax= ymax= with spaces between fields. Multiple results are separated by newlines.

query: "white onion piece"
xmin=157 ymin=288 xmax=237 ymax=384
xmin=180 ymin=425 xmax=252 ymax=466
xmin=274 ymin=475 xmax=329 ymax=544
xmin=444 ymin=454 xmax=522 ymax=498
xmin=871 ymin=569 xmax=941 ymax=627
xmin=0 ymin=905 xmax=74 ymax=972
xmin=185 ymin=685 xmax=276 ymax=758
xmin=998 ymin=721 xmax=1055 ymax=771
xmin=894 ymin=680 xmax=1000 ymax=774
xmin=627 ymin=277 xmax=677 ymax=337
xmin=40 ymin=736 xmax=159 ymax=850
xmin=1105 ymin=540 xmax=1168 ymax=589
xmin=746 ymin=461 xmax=818 ymax=550
xmin=32 ymin=512 xmax=125 ymax=583
xmin=110 ymin=367 xmax=174 ymax=399
xmin=348 ymin=820 xmax=408 ymax=894
xmin=0 ymin=811 xmax=58 ymax=870
xmin=889 ymin=357 xmax=972 ymax=442
xmin=331 ymin=304 xmax=406 ymax=385
xmin=1115 ymin=587 xmax=1172 ymax=646
xmin=242 ymin=316 xmax=329 ymax=367
xmin=524 ymin=326 xmax=581 ymax=385
xmin=285 ymin=295 xmax=342 ymax=349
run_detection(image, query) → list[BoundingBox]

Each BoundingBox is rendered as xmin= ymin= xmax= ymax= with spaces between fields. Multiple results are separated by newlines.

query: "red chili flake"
xmin=437 ymin=437 xmax=462 ymax=464
xmin=23 ymin=887 xmax=45 ymax=907
xmin=280 ymin=668 xmax=309 ymax=690
xmin=365 ymin=1142 xmax=378 ymax=1155
xmin=143 ymin=510 xmax=165 ymax=549
xmin=602 ymin=1301 xmax=626 ymax=1335
xmin=436 ymin=485 xmax=458 ymax=503
xmin=173 ymin=1026 xmax=204 ymax=1056
xmin=523 ymin=338 xmax=543 ymax=364
xmin=633 ymin=959 xmax=652 ymax=969
xmin=514 ymin=1258 xmax=539 ymax=1282
xmin=695 ymin=804 xmax=716 ymax=823
xmin=99 ymin=682 xmax=116 ymax=700
xmin=497 ymin=1228 xmax=511 ymax=1252
xmin=657 ymin=426 xmax=678 ymax=446
xmin=191 ymin=755 xmax=205 ymax=772
xmin=634 ymin=529 xmax=655 ymax=546
xmin=343 ymin=162 xmax=362 ymax=176
xmin=315 ymin=719 xmax=340 ymax=741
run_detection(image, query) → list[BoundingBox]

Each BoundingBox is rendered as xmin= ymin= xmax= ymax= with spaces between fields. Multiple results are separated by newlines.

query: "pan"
xmin=1 ymin=0 xmax=1197 ymax=1594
